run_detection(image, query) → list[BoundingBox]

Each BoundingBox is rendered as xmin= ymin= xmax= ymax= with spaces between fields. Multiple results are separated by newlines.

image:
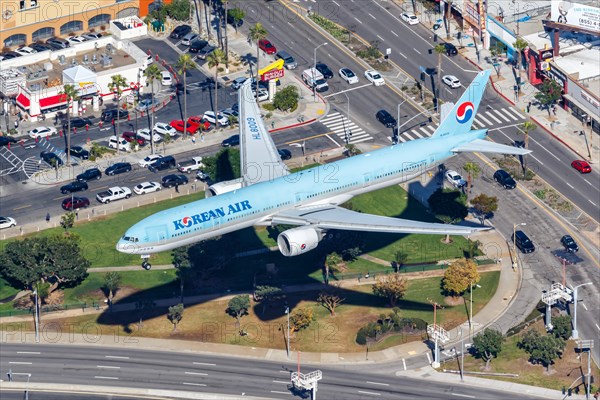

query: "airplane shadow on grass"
xmin=97 ymin=162 xmax=483 ymax=328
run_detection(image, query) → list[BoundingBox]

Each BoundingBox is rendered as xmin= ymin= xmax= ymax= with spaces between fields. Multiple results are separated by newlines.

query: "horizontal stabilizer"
xmin=452 ymin=138 xmax=532 ymax=155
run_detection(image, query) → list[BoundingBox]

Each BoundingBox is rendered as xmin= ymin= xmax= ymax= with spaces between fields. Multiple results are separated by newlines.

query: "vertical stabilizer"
xmin=431 ymin=70 xmax=491 ymax=138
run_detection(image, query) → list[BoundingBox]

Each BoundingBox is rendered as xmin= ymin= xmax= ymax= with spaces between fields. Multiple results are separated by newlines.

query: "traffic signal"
xmin=433 ymin=34 xmax=438 ymax=42
xmin=420 ymin=72 xmax=426 ymax=81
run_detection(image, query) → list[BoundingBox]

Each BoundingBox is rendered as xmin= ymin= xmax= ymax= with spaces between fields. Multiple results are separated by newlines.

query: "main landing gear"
xmin=141 ymin=255 xmax=151 ymax=270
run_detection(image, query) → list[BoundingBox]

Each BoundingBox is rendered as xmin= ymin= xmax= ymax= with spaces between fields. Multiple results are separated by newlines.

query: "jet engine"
xmin=206 ymin=177 xmax=244 ymax=197
xmin=277 ymin=227 xmax=323 ymax=257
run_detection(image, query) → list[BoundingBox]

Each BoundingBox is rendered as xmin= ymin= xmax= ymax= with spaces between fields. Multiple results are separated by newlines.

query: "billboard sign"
xmin=551 ymin=1 xmax=600 ymax=31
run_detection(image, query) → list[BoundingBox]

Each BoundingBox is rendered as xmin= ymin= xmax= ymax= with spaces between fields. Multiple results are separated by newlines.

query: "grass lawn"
xmin=0 ymin=277 xmax=20 ymax=300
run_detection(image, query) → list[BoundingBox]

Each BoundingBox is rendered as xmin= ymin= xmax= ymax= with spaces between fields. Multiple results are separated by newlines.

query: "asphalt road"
xmin=0 ymin=343 xmax=543 ymax=400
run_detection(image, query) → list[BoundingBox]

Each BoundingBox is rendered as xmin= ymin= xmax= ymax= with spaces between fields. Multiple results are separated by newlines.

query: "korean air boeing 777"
xmin=118 ymin=70 xmax=530 ymax=269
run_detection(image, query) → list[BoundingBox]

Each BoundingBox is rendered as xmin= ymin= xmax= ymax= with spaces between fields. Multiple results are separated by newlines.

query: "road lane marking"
xmin=589 ymin=199 xmax=597 ymax=206
xmin=185 ymin=371 xmax=208 ymax=376
xmin=596 ymin=323 xmax=600 ymax=331
xmin=97 ymin=365 xmax=121 ymax=369
xmin=582 ymin=303 xmax=588 ymax=311
xmin=366 ymin=381 xmax=389 ymax=386
xmin=426 ymin=353 xmax=431 ymax=363
xmin=413 ymin=48 xmax=421 ymax=54
xmin=492 ymin=109 xmax=511 ymax=122
xmin=399 ymin=52 xmax=407 ymax=59
xmin=17 ymin=352 xmax=40 ymax=354
xmin=354 ymin=17 xmax=363 ymax=24
xmin=477 ymin=114 xmax=493 ymax=125
xmin=402 ymin=358 xmax=407 ymax=370
xmin=584 ymin=179 xmax=593 ymax=187
xmin=377 ymin=35 xmax=385 ymax=41
xmin=323 ymin=83 xmax=373 ymax=97
xmin=183 ymin=382 xmax=207 ymax=386
xmin=105 ymin=355 xmax=129 ymax=359
xmin=12 ymin=205 xmax=31 ymax=210
xmin=501 ymin=108 xmax=519 ymax=120
xmin=485 ymin=111 xmax=503 ymax=123
xmin=391 ymin=30 xmax=398 ymax=37
xmin=358 ymin=390 xmax=381 ymax=396
xmin=94 ymin=376 xmax=118 ymax=380
xmin=333 ymin=0 xmax=341 ymax=5
xmin=193 ymin=362 xmax=216 ymax=366
xmin=368 ymin=13 xmax=376 ymax=19
xmin=273 ymin=380 xmax=290 ymax=384
xmin=451 ymin=394 xmax=475 ymax=398
xmin=280 ymin=371 xmax=289 ymax=374
xmin=9 ymin=362 xmax=32 ymax=365
xmin=566 ymin=182 xmax=575 ymax=189
xmin=530 ymin=155 xmax=544 ymax=165
xmin=270 ymin=391 xmax=291 ymax=395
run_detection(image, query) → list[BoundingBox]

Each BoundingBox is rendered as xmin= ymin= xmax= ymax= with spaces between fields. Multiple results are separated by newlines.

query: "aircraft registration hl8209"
xmin=117 ymin=70 xmax=530 ymax=269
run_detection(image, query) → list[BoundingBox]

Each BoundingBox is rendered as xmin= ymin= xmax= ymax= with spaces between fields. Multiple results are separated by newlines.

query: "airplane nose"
xmin=116 ymin=241 xmax=137 ymax=254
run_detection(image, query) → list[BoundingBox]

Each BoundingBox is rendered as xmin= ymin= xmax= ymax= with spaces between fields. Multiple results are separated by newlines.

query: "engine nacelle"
xmin=206 ymin=178 xmax=244 ymax=197
xmin=277 ymin=227 xmax=323 ymax=257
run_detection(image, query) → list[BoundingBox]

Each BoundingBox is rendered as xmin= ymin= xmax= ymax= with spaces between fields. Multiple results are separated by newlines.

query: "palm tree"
xmin=144 ymin=64 xmax=162 ymax=154
xmin=222 ymin=0 xmax=229 ymax=72
xmin=513 ymin=37 xmax=529 ymax=82
xmin=175 ymin=53 xmax=198 ymax=138
xmin=434 ymin=44 xmax=446 ymax=109
xmin=108 ymin=74 xmax=128 ymax=154
xmin=206 ymin=49 xmax=225 ymax=130
xmin=59 ymin=84 xmax=79 ymax=166
xmin=248 ymin=23 xmax=268 ymax=94
xmin=444 ymin=0 xmax=454 ymax=39
xmin=519 ymin=121 xmax=537 ymax=175
xmin=463 ymin=162 xmax=481 ymax=195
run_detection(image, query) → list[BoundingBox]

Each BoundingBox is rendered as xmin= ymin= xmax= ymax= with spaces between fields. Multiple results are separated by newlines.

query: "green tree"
xmin=372 ymin=273 xmax=408 ymax=307
xmin=463 ymin=162 xmax=481 ymax=195
xmin=428 ymin=188 xmax=468 ymax=243
xmin=434 ymin=43 xmax=446 ymax=103
xmin=317 ymin=284 xmax=345 ymax=316
xmin=228 ymin=8 xmax=246 ymax=33
xmin=168 ymin=303 xmax=184 ymax=332
xmin=248 ymin=23 xmax=268 ymax=94
xmin=176 ymin=53 xmax=198 ymax=138
xmin=60 ymin=212 xmax=75 ymax=232
xmin=172 ymin=245 xmax=192 ymax=303
xmin=470 ymin=193 xmax=498 ymax=225
xmin=108 ymin=74 xmax=128 ymax=155
xmin=472 ymin=328 xmax=504 ymax=370
xmin=144 ymin=63 xmax=163 ymax=154
xmin=551 ymin=315 xmax=572 ymax=340
xmin=226 ymin=294 xmax=250 ymax=327
xmin=513 ymin=37 xmax=529 ymax=81
xmin=166 ymin=0 xmax=190 ymax=21
xmin=519 ymin=330 xmax=565 ymax=372
xmin=0 ymin=235 xmax=89 ymax=292
xmin=59 ymin=84 xmax=79 ymax=166
xmin=324 ymin=252 xmax=343 ymax=283
xmin=393 ymin=251 xmax=408 ymax=272
xmin=206 ymin=48 xmax=225 ymax=129
xmin=103 ymin=271 xmax=121 ymax=304
xmin=518 ymin=121 xmax=537 ymax=175
xmin=442 ymin=258 xmax=480 ymax=297
xmin=290 ymin=307 xmax=314 ymax=333
xmin=534 ymin=79 xmax=562 ymax=116
xmin=273 ymin=85 xmax=299 ymax=112
xmin=253 ymin=285 xmax=284 ymax=313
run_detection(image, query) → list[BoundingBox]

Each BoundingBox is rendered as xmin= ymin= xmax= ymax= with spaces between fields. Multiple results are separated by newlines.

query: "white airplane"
xmin=118 ymin=70 xmax=530 ymax=269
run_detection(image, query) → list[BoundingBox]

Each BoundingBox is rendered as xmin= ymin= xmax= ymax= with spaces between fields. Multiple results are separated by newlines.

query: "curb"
xmin=269 ymin=118 xmax=317 ymax=133
xmin=530 ymin=115 xmax=588 ymax=160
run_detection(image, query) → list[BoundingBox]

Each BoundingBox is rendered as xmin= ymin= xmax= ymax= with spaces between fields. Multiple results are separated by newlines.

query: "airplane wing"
xmin=238 ymin=80 xmax=289 ymax=185
xmin=270 ymin=205 xmax=490 ymax=235
xmin=452 ymin=138 xmax=532 ymax=155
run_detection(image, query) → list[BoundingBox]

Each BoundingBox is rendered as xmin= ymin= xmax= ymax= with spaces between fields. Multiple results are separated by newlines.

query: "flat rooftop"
xmin=554 ymin=48 xmax=600 ymax=80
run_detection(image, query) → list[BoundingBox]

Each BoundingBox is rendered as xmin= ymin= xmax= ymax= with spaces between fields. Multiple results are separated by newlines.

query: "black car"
xmin=76 ymin=168 xmax=102 ymax=182
xmin=3 ymin=52 xmax=22 ymax=59
xmin=560 ymin=235 xmax=579 ymax=253
xmin=493 ymin=169 xmax=516 ymax=189
xmin=278 ymin=149 xmax=292 ymax=160
xmin=189 ymin=39 xmax=209 ymax=53
xmin=67 ymin=146 xmax=89 ymax=160
xmin=0 ymin=136 xmax=17 ymax=147
xmin=376 ymin=110 xmax=397 ymax=128
xmin=105 ymin=162 xmax=132 ymax=176
xmin=444 ymin=43 xmax=458 ymax=56
xmin=101 ymin=109 xmax=129 ymax=122
xmin=61 ymin=196 xmax=90 ymax=211
xmin=149 ymin=155 xmax=176 ymax=173
xmin=30 ymin=42 xmax=54 ymax=52
xmin=196 ymin=45 xmax=216 ymax=60
xmin=69 ymin=117 xmax=93 ymax=129
xmin=221 ymin=135 xmax=240 ymax=147
xmin=40 ymin=151 xmax=63 ymax=167
xmin=170 ymin=24 xmax=192 ymax=39
xmin=315 ymin=62 xmax=334 ymax=79
xmin=161 ymin=174 xmax=188 ymax=188
xmin=60 ymin=181 xmax=88 ymax=194
xmin=513 ymin=230 xmax=535 ymax=254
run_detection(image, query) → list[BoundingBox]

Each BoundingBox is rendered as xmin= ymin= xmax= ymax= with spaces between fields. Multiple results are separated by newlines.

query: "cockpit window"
xmin=122 ymin=236 xmax=139 ymax=243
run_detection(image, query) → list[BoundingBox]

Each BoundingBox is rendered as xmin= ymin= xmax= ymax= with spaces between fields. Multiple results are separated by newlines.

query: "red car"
xmin=258 ymin=39 xmax=277 ymax=55
xmin=170 ymin=119 xmax=200 ymax=134
xmin=61 ymin=196 xmax=90 ymax=211
xmin=571 ymin=160 xmax=592 ymax=174
xmin=187 ymin=116 xmax=212 ymax=132
xmin=122 ymin=131 xmax=146 ymax=146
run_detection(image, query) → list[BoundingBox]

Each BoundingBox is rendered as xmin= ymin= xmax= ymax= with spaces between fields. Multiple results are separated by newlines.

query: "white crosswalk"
xmin=320 ymin=112 xmax=372 ymax=145
xmin=391 ymin=106 xmax=526 ymax=143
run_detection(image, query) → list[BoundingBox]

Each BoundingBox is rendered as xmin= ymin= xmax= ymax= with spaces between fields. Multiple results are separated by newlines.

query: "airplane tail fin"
xmin=431 ymin=70 xmax=491 ymax=139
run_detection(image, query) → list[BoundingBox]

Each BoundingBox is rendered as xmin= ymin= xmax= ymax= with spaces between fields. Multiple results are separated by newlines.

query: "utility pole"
xmin=285 ymin=306 xmax=290 ymax=359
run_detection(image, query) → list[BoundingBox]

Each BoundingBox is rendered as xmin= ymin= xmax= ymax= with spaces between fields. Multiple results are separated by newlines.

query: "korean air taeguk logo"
xmin=456 ymin=101 xmax=475 ymax=124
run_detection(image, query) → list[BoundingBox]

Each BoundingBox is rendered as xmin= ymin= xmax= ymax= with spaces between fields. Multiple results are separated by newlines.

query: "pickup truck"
xmin=177 ymin=156 xmax=204 ymax=173
xmin=96 ymin=186 xmax=132 ymax=203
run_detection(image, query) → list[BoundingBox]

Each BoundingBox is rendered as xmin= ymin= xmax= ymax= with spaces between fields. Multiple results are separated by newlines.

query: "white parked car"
xmin=67 ymin=36 xmax=87 ymax=44
xmin=15 ymin=46 xmax=38 ymax=56
xmin=230 ymin=77 xmax=247 ymax=90
xmin=364 ymin=70 xmax=385 ymax=86
xmin=139 ymin=154 xmax=163 ymax=167
xmin=161 ymin=71 xmax=173 ymax=86
xmin=203 ymin=111 xmax=229 ymax=126
xmin=153 ymin=122 xmax=177 ymax=137
xmin=445 ymin=170 xmax=467 ymax=188
xmin=134 ymin=181 xmax=162 ymax=195
xmin=28 ymin=126 xmax=57 ymax=139
xmin=339 ymin=68 xmax=359 ymax=84
xmin=137 ymin=128 xmax=162 ymax=143
xmin=401 ymin=12 xmax=419 ymax=25
xmin=442 ymin=75 xmax=461 ymax=89
xmin=82 ymin=32 xmax=103 ymax=40
xmin=0 ymin=216 xmax=16 ymax=229
xmin=253 ymin=88 xmax=269 ymax=102
xmin=108 ymin=136 xmax=130 ymax=152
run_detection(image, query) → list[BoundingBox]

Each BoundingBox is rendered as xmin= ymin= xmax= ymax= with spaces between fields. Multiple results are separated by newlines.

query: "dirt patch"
xmin=444 ymin=296 xmax=464 ymax=306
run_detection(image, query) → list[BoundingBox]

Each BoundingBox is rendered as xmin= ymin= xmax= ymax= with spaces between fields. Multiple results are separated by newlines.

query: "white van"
xmin=108 ymin=136 xmax=130 ymax=152
xmin=302 ymin=68 xmax=328 ymax=92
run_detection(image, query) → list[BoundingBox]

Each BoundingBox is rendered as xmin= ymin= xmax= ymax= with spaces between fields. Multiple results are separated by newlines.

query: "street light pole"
xmin=33 ymin=289 xmax=39 ymax=343
xmin=285 ymin=306 xmax=290 ymax=359
xmin=396 ymin=100 xmax=407 ymax=144
xmin=343 ymin=92 xmax=351 ymax=144
xmin=313 ymin=42 xmax=328 ymax=102
xmin=571 ymin=282 xmax=593 ymax=340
